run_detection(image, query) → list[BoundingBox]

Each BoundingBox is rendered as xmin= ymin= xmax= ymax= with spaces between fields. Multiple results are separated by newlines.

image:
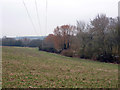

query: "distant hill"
xmin=15 ymin=36 xmax=46 ymax=40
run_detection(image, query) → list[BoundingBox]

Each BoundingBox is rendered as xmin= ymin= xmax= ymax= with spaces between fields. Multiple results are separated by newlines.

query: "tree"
xmin=75 ymin=21 xmax=92 ymax=58
xmin=89 ymin=14 xmax=109 ymax=57
xmin=44 ymin=34 xmax=55 ymax=48
xmin=28 ymin=39 xmax=42 ymax=47
xmin=39 ymin=14 xmax=119 ymax=63
xmin=53 ymin=25 xmax=76 ymax=52
xmin=2 ymin=37 xmax=23 ymax=46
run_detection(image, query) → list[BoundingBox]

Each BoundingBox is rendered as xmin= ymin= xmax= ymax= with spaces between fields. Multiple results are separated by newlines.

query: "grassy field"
xmin=2 ymin=46 xmax=118 ymax=88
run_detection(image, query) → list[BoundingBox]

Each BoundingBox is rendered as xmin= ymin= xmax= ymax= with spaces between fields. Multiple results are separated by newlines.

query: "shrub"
xmin=97 ymin=53 xmax=115 ymax=63
xmin=38 ymin=46 xmax=57 ymax=53
xmin=61 ymin=49 xmax=73 ymax=57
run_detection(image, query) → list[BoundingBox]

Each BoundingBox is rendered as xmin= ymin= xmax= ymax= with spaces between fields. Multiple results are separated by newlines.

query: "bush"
xmin=61 ymin=49 xmax=73 ymax=57
xmin=38 ymin=46 xmax=57 ymax=53
xmin=97 ymin=53 xmax=115 ymax=63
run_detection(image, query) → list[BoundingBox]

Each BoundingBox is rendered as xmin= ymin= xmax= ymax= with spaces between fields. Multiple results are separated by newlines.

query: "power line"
xmin=22 ymin=0 xmax=38 ymax=36
xmin=35 ymin=0 xmax=41 ymax=35
xmin=41 ymin=0 xmax=48 ymax=48
xmin=35 ymin=0 xmax=44 ymax=48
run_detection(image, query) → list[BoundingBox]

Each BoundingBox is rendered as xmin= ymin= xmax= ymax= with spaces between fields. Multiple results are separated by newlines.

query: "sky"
xmin=0 ymin=0 xmax=119 ymax=37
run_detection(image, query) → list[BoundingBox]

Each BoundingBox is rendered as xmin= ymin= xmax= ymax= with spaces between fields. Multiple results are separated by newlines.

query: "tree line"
xmin=2 ymin=14 xmax=119 ymax=63
xmin=40 ymin=14 xmax=120 ymax=63
xmin=2 ymin=37 xmax=42 ymax=47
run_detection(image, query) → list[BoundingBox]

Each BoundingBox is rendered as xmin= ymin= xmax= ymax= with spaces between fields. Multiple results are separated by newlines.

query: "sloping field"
xmin=2 ymin=46 xmax=118 ymax=88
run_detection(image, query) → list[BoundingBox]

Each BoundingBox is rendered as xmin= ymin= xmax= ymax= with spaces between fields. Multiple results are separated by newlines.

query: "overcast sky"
xmin=0 ymin=0 xmax=119 ymax=37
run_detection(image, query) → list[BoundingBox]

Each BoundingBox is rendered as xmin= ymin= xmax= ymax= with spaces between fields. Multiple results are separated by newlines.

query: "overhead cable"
xmin=23 ymin=0 xmax=38 ymax=36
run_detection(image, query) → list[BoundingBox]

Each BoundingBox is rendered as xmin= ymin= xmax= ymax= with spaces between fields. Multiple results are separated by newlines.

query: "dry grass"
xmin=2 ymin=46 xmax=118 ymax=88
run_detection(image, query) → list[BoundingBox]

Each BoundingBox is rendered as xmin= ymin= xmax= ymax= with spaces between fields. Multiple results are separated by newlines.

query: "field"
xmin=2 ymin=46 xmax=118 ymax=88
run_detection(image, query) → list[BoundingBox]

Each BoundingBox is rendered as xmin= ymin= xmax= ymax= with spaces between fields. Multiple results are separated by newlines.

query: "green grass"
xmin=0 ymin=46 xmax=2 ymax=89
xmin=2 ymin=46 xmax=118 ymax=88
